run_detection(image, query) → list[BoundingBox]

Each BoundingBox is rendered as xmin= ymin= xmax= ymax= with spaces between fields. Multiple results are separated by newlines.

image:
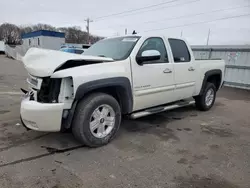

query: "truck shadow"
xmin=111 ymin=106 xmax=198 ymax=153
xmin=0 ymin=106 xmax=199 ymax=167
xmin=122 ymin=105 xmax=196 ymax=133
xmin=0 ymin=105 xmax=197 ymax=154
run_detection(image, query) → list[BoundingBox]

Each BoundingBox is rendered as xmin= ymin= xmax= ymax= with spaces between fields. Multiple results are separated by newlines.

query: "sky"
xmin=1 ymin=0 xmax=250 ymax=45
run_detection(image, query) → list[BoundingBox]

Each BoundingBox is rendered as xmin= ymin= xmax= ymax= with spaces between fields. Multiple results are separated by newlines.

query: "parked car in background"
xmin=61 ymin=44 xmax=91 ymax=49
xmin=60 ymin=44 xmax=91 ymax=54
xmin=60 ymin=47 xmax=85 ymax=54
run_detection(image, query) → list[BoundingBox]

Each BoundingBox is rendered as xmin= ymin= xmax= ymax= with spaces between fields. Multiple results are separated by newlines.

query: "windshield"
xmin=83 ymin=36 xmax=140 ymax=60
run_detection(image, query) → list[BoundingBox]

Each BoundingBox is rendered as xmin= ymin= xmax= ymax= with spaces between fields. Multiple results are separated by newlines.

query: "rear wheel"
xmin=195 ymin=82 xmax=216 ymax=111
xmin=72 ymin=93 xmax=121 ymax=147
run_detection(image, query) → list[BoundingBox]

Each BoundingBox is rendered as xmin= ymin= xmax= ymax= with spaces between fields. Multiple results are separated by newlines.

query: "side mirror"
xmin=136 ymin=50 xmax=161 ymax=65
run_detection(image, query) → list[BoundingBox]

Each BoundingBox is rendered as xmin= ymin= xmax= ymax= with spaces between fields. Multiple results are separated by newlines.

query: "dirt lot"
xmin=0 ymin=55 xmax=250 ymax=188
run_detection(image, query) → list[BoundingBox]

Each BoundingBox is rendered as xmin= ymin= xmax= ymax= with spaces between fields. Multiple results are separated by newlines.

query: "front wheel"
xmin=72 ymin=93 xmax=121 ymax=147
xmin=195 ymin=82 xmax=216 ymax=111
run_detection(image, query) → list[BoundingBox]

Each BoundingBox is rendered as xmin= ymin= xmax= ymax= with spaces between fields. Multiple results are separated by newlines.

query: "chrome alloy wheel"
xmin=205 ymin=88 xmax=215 ymax=106
xmin=89 ymin=104 xmax=115 ymax=138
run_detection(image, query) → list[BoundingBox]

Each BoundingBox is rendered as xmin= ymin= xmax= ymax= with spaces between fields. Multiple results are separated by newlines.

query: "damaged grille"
xmin=37 ymin=77 xmax=61 ymax=103
xmin=29 ymin=77 xmax=38 ymax=86
xmin=27 ymin=74 xmax=42 ymax=89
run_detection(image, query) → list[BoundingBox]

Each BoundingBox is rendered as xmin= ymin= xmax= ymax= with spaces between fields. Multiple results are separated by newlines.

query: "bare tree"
xmin=0 ymin=22 xmax=102 ymax=45
xmin=20 ymin=23 xmax=56 ymax=35
xmin=0 ymin=23 xmax=21 ymax=45
xmin=19 ymin=25 xmax=33 ymax=35
xmin=31 ymin=23 xmax=56 ymax=31
xmin=58 ymin=26 xmax=88 ymax=43
xmin=89 ymin=35 xmax=104 ymax=44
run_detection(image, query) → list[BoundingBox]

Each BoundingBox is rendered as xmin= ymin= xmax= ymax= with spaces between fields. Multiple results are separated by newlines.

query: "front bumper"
xmin=20 ymin=97 xmax=64 ymax=132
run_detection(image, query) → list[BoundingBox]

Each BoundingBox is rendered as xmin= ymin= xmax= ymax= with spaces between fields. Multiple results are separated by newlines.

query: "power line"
xmin=114 ymin=4 xmax=250 ymax=28
xmin=95 ymin=0 xmax=199 ymax=21
xmin=143 ymin=13 xmax=250 ymax=32
xmin=94 ymin=0 xmax=180 ymax=20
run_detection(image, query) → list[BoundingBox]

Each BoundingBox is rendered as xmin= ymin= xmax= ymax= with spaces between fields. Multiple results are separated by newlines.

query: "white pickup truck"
xmin=21 ymin=35 xmax=225 ymax=147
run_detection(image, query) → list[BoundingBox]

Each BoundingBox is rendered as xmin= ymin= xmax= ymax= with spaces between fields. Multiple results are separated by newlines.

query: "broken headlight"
xmin=37 ymin=77 xmax=61 ymax=103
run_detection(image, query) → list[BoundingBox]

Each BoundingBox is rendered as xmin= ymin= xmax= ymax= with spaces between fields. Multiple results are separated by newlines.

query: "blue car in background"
xmin=60 ymin=48 xmax=85 ymax=54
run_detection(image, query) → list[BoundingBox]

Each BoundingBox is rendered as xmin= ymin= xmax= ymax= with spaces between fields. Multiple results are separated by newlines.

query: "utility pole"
xmin=180 ymin=30 xmax=183 ymax=37
xmin=85 ymin=18 xmax=93 ymax=44
xmin=125 ymin=28 xmax=127 ymax=35
xmin=206 ymin=28 xmax=211 ymax=46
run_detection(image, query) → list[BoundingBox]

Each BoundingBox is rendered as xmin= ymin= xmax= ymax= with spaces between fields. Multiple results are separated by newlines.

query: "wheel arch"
xmin=75 ymin=77 xmax=133 ymax=114
xmin=199 ymin=69 xmax=222 ymax=95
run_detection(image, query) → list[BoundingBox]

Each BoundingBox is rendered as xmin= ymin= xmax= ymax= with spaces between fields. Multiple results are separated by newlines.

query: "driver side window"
xmin=137 ymin=37 xmax=168 ymax=63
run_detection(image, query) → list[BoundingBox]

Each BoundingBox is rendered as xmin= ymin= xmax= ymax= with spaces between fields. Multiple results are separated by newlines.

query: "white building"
xmin=21 ymin=30 xmax=65 ymax=50
xmin=0 ymin=41 xmax=5 ymax=54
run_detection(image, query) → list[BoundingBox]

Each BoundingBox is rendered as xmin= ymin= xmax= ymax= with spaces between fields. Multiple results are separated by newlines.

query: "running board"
xmin=130 ymin=100 xmax=195 ymax=119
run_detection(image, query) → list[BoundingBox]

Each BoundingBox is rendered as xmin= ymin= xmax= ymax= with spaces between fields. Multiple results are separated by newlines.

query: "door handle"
xmin=163 ymin=68 xmax=172 ymax=73
xmin=188 ymin=67 xmax=195 ymax=71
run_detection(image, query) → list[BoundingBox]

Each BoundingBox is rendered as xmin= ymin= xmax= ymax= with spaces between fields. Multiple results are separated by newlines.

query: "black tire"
xmin=72 ymin=93 xmax=121 ymax=147
xmin=195 ymin=82 xmax=216 ymax=111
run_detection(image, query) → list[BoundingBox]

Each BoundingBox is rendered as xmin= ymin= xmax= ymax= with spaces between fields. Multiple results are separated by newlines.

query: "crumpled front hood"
xmin=22 ymin=48 xmax=114 ymax=77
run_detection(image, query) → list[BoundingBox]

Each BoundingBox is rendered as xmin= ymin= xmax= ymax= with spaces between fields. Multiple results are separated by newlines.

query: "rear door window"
xmin=169 ymin=39 xmax=191 ymax=63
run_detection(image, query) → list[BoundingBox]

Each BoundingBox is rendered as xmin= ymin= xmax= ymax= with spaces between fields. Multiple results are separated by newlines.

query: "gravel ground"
xmin=0 ymin=55 xmax=250 ymax=188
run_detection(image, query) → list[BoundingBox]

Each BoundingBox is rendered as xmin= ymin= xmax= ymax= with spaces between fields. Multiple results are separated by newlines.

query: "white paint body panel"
xmin=58 ymin=77 xmax=74 ymax=109
xmin=20 ymin=97 xmax=64 ymax=132
xmin=51 ymin=59 xmax=132 ymax=98
xmin=194 ymin=59 xmax=225 ymax=95
xmin=20 ymin=35 xmax=225 ymax=132
xmin=130 ymin=36 xmax=176 ymax=110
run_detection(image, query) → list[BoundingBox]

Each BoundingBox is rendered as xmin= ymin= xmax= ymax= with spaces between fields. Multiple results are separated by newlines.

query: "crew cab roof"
xmin=106 ymin=35 xmax=185 ymax=41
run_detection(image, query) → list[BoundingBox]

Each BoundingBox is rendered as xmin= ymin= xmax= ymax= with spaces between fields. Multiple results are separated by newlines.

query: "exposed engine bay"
xmin=37 ymin=77 xmax=61 ymax=103
xmin=22 ymin=74 xmax=74 ymax=110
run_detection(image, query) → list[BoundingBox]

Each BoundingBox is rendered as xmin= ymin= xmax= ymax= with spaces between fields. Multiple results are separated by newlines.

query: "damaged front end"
xmin=37 ymin=77 xmax=61 ymax=103
xmin=20 ymin=74 xmax=74 ymax=132
xmin=23 ymin=74 xmax=74 ymax=105
xmin=20 ymin=48 xmax=114 ymax=132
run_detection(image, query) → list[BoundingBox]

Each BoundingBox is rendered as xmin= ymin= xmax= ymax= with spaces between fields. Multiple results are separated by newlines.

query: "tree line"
xmin=0 ymin=23 xmax=103 ymax=45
